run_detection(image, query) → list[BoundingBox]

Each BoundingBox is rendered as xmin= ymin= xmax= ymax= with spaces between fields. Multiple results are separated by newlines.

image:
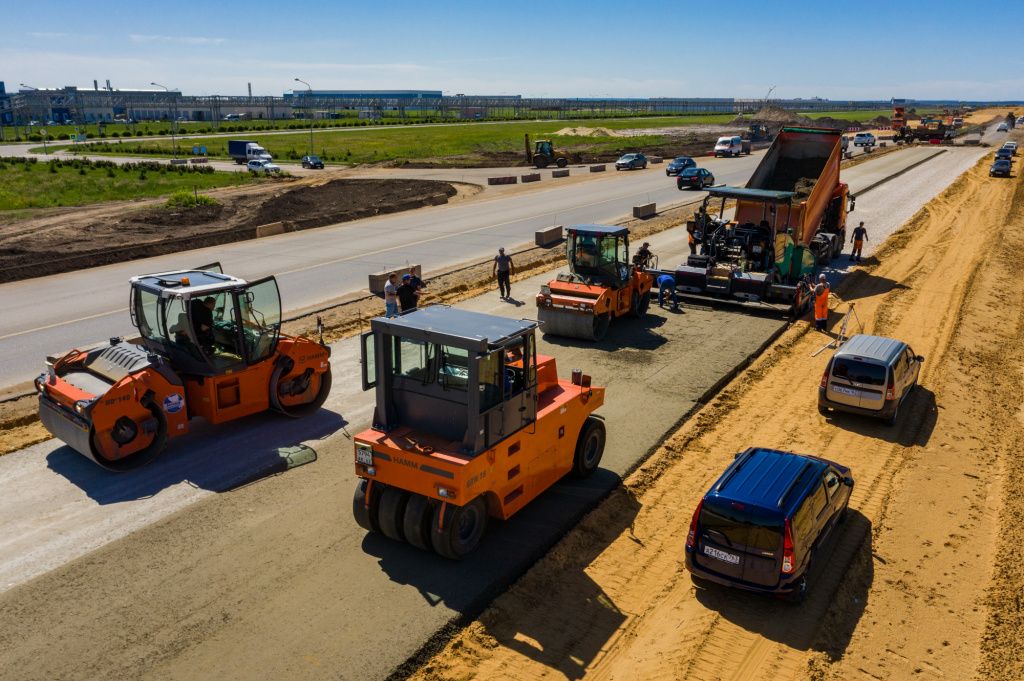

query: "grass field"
xmin=41 ymin=115 xmax=743 ymax=165
xmin=0 ymin=157 xmax=264 ymax=212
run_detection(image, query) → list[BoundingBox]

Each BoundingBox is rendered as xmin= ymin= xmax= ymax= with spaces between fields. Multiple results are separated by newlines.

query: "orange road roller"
xmin=536 ymin=225 xmax=654 ymax=341
xmin=36 ymin=263 xmax=332 ymax=470
xmin=351 ymin=305 xmax=606 ymax=559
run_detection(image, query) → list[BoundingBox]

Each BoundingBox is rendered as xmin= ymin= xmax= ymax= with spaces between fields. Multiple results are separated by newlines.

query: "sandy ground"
xmin=408 ymin=150 xmax=1024 ymax=678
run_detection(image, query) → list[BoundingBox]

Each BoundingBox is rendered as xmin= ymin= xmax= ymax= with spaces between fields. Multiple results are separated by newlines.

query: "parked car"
xmin=1001 ymin=141 xmax=1017 ymax=155
xmin=997 ymin=122 xmax=1009 ymax=132
xmin=990 ymin=159 xmax=1013 ymax=177
xmin=247 ymin=159 xmax=281 ymax=175
xmin=677 ymin=167 xmax=715 ymax=190
xmin=665 ymin=156 xmax=696 ymax=176
xmin=684 ymin=447 xmax=854 ymax=603
xmin=818 ymin=334 xmax=922 ymax=425
xmin=713 ymin=135 xmax=749 ymax=157
xmin=615 ymin=153 xmax=648 ymax=170
xmin=301 ymin=155 xmax=325 ymax=169
xmin=853 ymin=132 xmax=876 ymax=147
xmin=995 ymin=147 xmax=1014 ymax=162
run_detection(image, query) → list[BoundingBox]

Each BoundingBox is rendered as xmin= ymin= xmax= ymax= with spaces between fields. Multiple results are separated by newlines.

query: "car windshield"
xmin=620 ymin=154 xmax=636 ymax=160
xmin=700 ymin=500 xmax=782 ymax=553
xmin=681 ymin=168 xmax=699 ymax=176
xmin=674 ymin=157 xmax=690 ymax=163
xmin=832 ymin=358 xmax=887 ymax=386
xmin=716 ymin=138 xmax=731 ymax=145
xmin=308 ymin=156 xmax=321 ymax=162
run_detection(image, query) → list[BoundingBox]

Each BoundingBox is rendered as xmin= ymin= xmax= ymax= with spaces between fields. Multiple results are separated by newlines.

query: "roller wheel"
xmin=377 ymin=486 xmax=411 ymax=542
xmin=271 ymin=364 xmax=332 ymax=418
xmin=89 ymin=398 xmax=168 ymax=471
xmin=430 ymin=496 xmax=488 ymax=560
xmin=403 ymin=494 xmax=434 ymax=551
xmin=572 ymin=416 xmax=606 ymax=478
xmin=593 ymin=313 xmax=611 ymax=341
xmin=637 ymin=292 xmax=651 ymax=316
xmin=628 ymin=291 xmax=641 ymax=318
xmin=352 ymin=479 xmax=382 ymax=533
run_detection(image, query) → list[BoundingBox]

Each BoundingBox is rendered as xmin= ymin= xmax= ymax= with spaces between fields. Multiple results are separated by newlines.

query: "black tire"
xmin=353 ymin=479 xmax=382 ymax=533
xmin=572 ymin=416 xmax=606 ymax=478
xmin=592 ymin=313 xmax=611 ymax=341
xmin=628 ymin=290 xmax=642 ymax=318
xmin=698 ymin=179 xmax=705 ymax=190
xmin=886 ymin=402 xmax=900 ymax=427
xmin=271 ymin=364 xmax=332 ymax=418
xmin=89 ymin=397 xmax=168 ymax=471
xmin=430 ymin=496 xmax=488 ymax=560
xmin=403 ymin=494 xmax=434 ymax=551
xmin=818 ymin=403 xmax=829 ymax=417
xmin=637 ymin=292 xmax=651 ymax=316
xmin=377 ymin=486 xmax=411 ymax=542
xmin=556 ymin=158 xmax=568 ymax=168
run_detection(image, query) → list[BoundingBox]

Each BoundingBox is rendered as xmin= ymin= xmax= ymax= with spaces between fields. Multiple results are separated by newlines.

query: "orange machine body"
xmin=353 ymin=354 xmax=603 ymax=521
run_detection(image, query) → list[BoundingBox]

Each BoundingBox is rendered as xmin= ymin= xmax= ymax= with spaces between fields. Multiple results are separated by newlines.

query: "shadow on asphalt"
xmin=45 ymin=407 xmax=346 ymax=504
xmin=542 ymin=311 xmax=669 ymax=352
xmin=824 ymin=385 xmax=938 ymax=447
xmin=693 ymin=509 xmax=872 ymax=658
xmin=368 ymin=468 xmax=639 ymax=680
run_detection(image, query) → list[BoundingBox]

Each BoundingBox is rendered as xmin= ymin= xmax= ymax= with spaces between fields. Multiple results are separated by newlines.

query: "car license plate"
xmin=356 ymin=447 xmax=374 ymax=465
xmin=703 ymin=545 xmax=740 ymax=564
xmin=832 ymin=385 xmax=859 ymax=397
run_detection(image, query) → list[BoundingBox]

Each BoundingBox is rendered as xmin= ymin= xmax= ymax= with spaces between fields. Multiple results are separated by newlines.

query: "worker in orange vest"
xmin=813 ymin=274 xmax=830 ymax=332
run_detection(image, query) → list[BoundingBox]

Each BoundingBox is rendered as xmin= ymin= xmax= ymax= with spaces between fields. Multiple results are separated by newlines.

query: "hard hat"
xmin=819 ymin=274 xmax=827 ymax=281
xmin=402 ymin=274 xmax=411 ymax=280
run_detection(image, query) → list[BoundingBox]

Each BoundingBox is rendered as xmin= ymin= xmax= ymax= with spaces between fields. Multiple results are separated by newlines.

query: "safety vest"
xmin=814 ymin=285 xmax=829 ymax=320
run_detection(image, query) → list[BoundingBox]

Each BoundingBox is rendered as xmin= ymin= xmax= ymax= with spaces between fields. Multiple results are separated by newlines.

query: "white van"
xmin=714 ymin=136 xmax=747 ymax=157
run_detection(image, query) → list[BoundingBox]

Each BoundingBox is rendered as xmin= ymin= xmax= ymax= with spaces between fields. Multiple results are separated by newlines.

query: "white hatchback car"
xmin=853 ymin=132 xmax=876 ymax=147
xmin=247 ymin=159 xmax=281 ymax=174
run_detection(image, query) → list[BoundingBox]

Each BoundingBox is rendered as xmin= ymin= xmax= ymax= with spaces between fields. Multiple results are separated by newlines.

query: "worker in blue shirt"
xmin=656 ymin=273 xmax=679 ymax=311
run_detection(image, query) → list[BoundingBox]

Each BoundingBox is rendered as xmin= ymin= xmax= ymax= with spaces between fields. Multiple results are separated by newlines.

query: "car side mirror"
xmin=915 ymin=355 xmax=925 ymax=362
xmin=843 ymin=476 xmax=854 ymax=487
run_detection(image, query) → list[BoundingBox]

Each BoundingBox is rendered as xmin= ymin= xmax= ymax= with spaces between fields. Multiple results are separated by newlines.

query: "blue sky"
xmin=4 ymin=0 xmax=1022 ymax=100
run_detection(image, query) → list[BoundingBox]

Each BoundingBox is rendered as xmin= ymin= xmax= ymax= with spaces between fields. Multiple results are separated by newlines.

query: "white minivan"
xmin=714 ymin=136 xmax=748 ymax=157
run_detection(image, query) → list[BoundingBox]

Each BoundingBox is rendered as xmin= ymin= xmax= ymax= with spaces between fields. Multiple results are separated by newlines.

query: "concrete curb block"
xmin=535 ymin=225 xmax=563 ymax=247
xmin=551 ymin=169 xmax=570 ymax=178
xmin=633 ymin=203 xmax=657 ymax=219
xmin=520 ymin=173 xmax=541 ymax=183
xmin=649 ymin=157 xmax=663 ymax=164
xmin=856 ymin=149 xmax=946 ymax=197
xmin=589 ymin=165 xmax=606 ymax=173
xmin=169 ymin=158 xmax=188 ymax=165
xmin=487 ymin=176 xmax=518 ymax=186
xmin=255 ymin=221 xmax=287 ymax=238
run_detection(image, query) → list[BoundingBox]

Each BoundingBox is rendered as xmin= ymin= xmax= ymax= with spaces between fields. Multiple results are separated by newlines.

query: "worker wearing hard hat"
xmin=813 ymin=274 xmax=830 ymax=332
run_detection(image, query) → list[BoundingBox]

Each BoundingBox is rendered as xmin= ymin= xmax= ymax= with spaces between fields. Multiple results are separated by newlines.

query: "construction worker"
xmin=493 ymin=247 xmax=514 ymax=300
xmin=633 ymin=242 xmax=654 ymax=269
xmin=813 ymin=274 xmax=830 ymax=332
xmin=383 ymin=273 xmax=399 ymax=318
xmin=850 ymin=221 xmax=869 ymax=262
xmin=687 ymin=225 xmax=697 ymax=255
xmin=656 ymin=273 xmax=679 ymax=311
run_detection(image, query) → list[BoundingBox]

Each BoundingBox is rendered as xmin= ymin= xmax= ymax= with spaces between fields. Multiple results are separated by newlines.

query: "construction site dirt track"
xmin=407 ymin=156 xmax=1024 ymax=680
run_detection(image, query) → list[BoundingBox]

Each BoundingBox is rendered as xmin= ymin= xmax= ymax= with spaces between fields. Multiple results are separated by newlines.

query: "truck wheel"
xmin=403 ymin=494 xmax=434 ymax=551
xmin=353 ymin=479 xmax=382 ymax=533
xmin=377 ymin=486 xmax=411 ymax=543
xmin=430 ymin=496 xmax=488 ymax=560
xmin=556 ymin=158 xmax=568 ymax=168
xmin=572 ymin=416 xmax=606 ymax=478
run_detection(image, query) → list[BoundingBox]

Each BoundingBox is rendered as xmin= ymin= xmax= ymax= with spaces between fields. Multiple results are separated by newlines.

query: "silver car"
xmin=818 ymin=334 xmax=923 ymax=425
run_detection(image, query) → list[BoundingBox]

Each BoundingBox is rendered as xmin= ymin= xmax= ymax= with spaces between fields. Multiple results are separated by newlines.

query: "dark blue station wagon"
xmin=685 ymin=447 xmax=854 ymax=602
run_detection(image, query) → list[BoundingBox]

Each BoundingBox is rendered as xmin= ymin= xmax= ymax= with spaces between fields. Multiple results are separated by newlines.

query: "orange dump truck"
xmin=351 ymin=306 xmax=606 ymax=559
xmin=656 ymin=127 xmax=853 ymax=315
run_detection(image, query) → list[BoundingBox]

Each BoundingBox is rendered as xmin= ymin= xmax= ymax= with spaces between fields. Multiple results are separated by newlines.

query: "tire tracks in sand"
xmin=408 ymin=152 xmax=1024 ymax=681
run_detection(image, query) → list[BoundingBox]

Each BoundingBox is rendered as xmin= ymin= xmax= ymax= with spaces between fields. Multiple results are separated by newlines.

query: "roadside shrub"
xmin=138 ymin=170 xmax=147 ymax=180
xmin=165 ymin=189 xmax=219 ymax=209
xmin=79 ymin=168 xmax=87 ymax=176
xmin=107 ymin=168 xmax=115 ymax=178
xmin=49 ymin=162 xmax=57 ymax=173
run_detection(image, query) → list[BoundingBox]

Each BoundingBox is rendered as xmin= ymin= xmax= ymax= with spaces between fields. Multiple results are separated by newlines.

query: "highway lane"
xmin=0 ymin=144 xmax=990 ymax=681
xmin=0 ymin=146 xmax=927 ymax=390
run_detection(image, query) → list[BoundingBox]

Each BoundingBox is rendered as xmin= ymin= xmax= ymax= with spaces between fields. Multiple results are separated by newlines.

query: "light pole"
xmin=294 ymin=78 xmax=314 ymax=157
xmin=151 ymin=82 xmax=177 ymax=159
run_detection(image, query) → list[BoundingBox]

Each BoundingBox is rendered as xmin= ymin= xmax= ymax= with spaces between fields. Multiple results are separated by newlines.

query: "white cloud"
xmin=128 ymin=34 xmax=226 ymax=46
